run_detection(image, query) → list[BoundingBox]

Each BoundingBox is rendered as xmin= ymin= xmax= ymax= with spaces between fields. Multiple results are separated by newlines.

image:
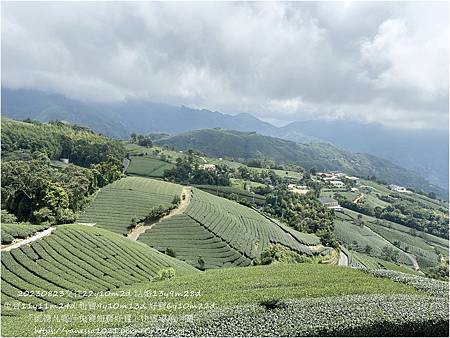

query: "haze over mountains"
xmin=1 ymin=87 xmax=448 ymax=193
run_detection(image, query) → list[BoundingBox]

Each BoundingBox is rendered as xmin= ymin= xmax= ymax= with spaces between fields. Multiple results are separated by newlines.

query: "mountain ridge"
xmin=1 ymin=87 xmax=447 ymax=191
xmin=153 ymin=128 xmax=448 ymax=199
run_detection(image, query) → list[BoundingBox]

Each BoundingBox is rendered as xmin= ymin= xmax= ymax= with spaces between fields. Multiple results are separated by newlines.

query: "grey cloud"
xmin=1 ymin=1 xmax=448 ymax=129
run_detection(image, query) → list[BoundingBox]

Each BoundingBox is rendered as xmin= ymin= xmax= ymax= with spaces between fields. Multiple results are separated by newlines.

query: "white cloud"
xmin=1 ymin=2 xmax=448 ymax=129
xmin=359 ymin=18 xmax=448 ymax=98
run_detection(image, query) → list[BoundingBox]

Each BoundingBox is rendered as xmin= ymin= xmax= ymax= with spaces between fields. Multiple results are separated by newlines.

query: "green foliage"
xmin=155 ymin=268 xmax=176 ymax=281
xmin=335 ymin=188 xmax=448 ymax=239
xmin=165 ymin=248 xmax=176 ymax=258
xmin=140 ymin=189 xmax=325 ymax=269
xmin=378 ymin=196 xmax=448 ymax=238
xmin=1 ymin=118 xmax=125 ymax=224
xmin=263 ymin=189 xmax=335 ymax=234
xmin=1 ymin=210 xmax=18 ymax=223
xmin=164 ymin=156 xmax=231 ymax=186
xmin=2 ymin=118 xmax=125 ymax=166
xmin=425 ymin=258 xmax=449 ymax=281
xmin=197 ymin=256 xmax=206 ymax=270
xmin=155 ymin=128 xmax=445 ymax=199
xmin=32 ymin=207 xmax=56 ymax=224
xmin=260 ymin=244 xmax=311 ymax=265
xmin=1 ymin=160 xmax=97 ymax=224
xmin=259 ymin=298 xmax=288 ymax=310
xmin=130 ymin=133 xmax=153 ymax=147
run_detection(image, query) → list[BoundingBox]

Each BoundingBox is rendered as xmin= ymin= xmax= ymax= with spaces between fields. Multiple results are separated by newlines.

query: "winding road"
xmin=338 ymin=250 xmax=349 ymax=266
xmin=353 ymin=194 xmax=364 ymax=204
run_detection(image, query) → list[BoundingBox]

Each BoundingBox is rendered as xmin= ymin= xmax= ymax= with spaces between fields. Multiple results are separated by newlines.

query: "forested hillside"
xmin=153 ymin=129 xmax=447 ymax=199
xmin=1 ymin=118 xmax=125 ymax=224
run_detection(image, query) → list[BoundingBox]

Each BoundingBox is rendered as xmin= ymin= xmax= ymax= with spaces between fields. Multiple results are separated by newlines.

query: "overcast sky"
xmin=2 ymin=1 xmax=448 ymax=129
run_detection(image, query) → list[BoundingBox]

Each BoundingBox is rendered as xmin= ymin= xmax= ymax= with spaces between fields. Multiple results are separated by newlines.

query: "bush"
xmin=172 ymin=195 xmax=181 ymax=206
xmin=145 ymin=205 xmax=168 ymax=221
xmin=1 ymin=231 xmax=14 ymax=244
xmin=155 ymin=268 xmax=176 ymax=281
xmin=197 ymin=256 xmax=206 ymax=270
xmin=56 ymin=208 xmax=76 ymax=224
xmin=260 ymin=244 xmax=311 ymax=265
xmin=32 ymin=207 xmax=56 ymax=225
xmin=1 ymin=210 xmax=17 ymax=223
xmin=259 ymin=298 xmax=288 ymax=310
xmin=165 ymin=248 xmax=176 ymax=258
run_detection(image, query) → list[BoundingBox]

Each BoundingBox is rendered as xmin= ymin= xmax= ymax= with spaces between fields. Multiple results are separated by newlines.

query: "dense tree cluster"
xmin=262 ymin=189 xmax=336 ymax=246
xmin=2 ymin=160 xmax=93 ymax=224
xmin=1 ymin=118 xmax=125 ymax=225
xmin=335 ymin=193 xmax=448 ymax=238
xmin=234 ymin=166 xmax=284 ymax=187
xmin=377 ymin=201 xmax=448 ymax=238
xmin=130 ymin=133 xmax=153 ymax=147
xmin=2 ymin=118 xmax=125 ymax=165
xmin=164 ymin=157 xmax=231 ymax=186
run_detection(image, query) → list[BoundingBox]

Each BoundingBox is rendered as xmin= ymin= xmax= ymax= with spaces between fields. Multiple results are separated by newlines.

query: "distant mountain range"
xmin=153 ymin=129 xmax=447 ymax=199
xmin=273 ymin=120 xmax=449 ymax=190
xmin=1 ymin=87 xmax=448 ymax=194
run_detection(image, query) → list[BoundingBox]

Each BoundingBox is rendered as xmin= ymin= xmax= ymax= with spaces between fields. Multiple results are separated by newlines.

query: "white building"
xmin=199 ymin=164 xmax=216 ymax=172
xmin=330 ymin=180 xmax=345 ymax=187
xmin=388 ymin=184 xmax=411 ymax=193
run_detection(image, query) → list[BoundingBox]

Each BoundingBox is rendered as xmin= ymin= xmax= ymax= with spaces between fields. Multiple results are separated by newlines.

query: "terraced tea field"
xmin=139 ymin=214 xmax=249 ymax=269
xmin=194 ymin=184 xmax=266 ymax=205
xmin=78 ymin=177 xmax=182 ymax=234
xmin=3 ymin=264 xmax=447 ymax=337
xmin=1 ymin=223 xmax=50 ymax=245
xmin=126 ymin=156 xmax=175 ymax=178
xmin=140 ymin=188 xmax=326 ymax=268
xmin=338 ymin=209 xmax=448 ymax=270
xmin=334 ymin=212 xmax=414 ymax=267
xmin=1 ymin=224 xmax=197 ymax=317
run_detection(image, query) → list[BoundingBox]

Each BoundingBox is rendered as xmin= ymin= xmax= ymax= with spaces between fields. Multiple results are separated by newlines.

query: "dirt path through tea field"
xmin=127 ymin=186 xmax=192 ymax=241
xmin=1 ymin=227 xmax=55 ymax=251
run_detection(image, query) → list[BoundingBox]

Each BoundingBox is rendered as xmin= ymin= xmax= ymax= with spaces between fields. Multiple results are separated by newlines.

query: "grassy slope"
xmin=2 ymin=263 xmax=431 ymax=336
xmin=126 ymin=156 xmax=175 ymax=178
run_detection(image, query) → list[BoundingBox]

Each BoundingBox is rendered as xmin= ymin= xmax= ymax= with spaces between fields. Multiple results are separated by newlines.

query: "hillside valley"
xmin=153 ymin=128 xmax=448 ymax=199
xmin=2 ymin=88 xmax=448 ymax=191
xmin=0 ymin=116 xmax=448 ymax=337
